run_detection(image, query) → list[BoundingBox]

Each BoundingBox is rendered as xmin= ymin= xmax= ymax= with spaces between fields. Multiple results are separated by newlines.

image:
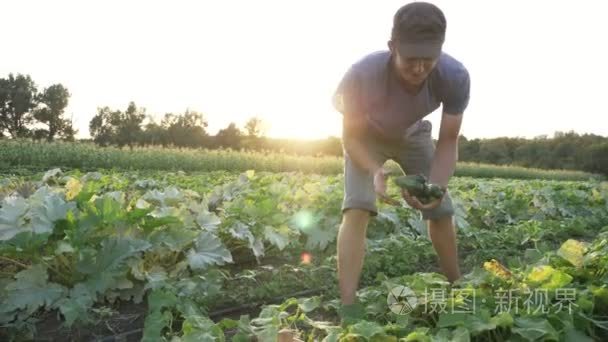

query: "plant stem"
xmin=0 ymin=256 xmax=28 ymax=269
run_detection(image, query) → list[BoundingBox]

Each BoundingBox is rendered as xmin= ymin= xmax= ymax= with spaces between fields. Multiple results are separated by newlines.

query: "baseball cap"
xmin=391 ymin=2 xmax=446 ymax=59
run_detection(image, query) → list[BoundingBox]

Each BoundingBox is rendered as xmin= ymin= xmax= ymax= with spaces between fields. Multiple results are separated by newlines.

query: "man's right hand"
xmin=373 ymin=167 xmax=400 ymax=206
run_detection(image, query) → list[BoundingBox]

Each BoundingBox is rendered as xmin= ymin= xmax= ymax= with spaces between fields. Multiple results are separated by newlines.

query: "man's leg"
xmin=428 ymin=215 xmax=461 ymax=283
xmin=337 ymin=208 xmax=370 ymax=305
xmin=339 ymin=137 xmax=385 ymax=305
xmin=397 ymin=120 xmax=461 ymax=283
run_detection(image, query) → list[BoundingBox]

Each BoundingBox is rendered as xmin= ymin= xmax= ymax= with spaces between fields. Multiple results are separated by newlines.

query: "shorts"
xmin=341 ymin=119 xmax=454 ymax=220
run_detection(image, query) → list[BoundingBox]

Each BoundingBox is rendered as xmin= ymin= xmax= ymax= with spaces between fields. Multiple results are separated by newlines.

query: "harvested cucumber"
xmin=393 ymin=174 xmax=446 ymax=204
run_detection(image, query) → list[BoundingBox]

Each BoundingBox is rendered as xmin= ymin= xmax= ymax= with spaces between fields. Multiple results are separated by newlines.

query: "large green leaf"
xmin=142 ymin=290 xmax=178 ymax=342
xmin=142 ymin=187 xmax=183 ymax=207
xmin=187 ymin=231 xmax=233 ymax=270
xmin=196 ymin=211 xmax=221 ymax=231
xmin=57 ymin=283 xmax=95 ymax=327
xmin=297 ymin=296 xmax=321 ymax=313
xmin=451 ymin=327 xmax=471 ymax=342
xmin=512 ymin=317 xmax=559 ymax=341
xmin=0 ymin=196 xmax=28 ymax=240
xmin=78 ymin=237 xmax=151 ymax=295
xmin=181 ymin=313 xmax=225 ymax=342
xmin=28 ymin=187 xmax=75 ymax=234
xmin=348 ymin=320 xmax=385 ymax=339
xmin=304 ymin=225 xmax=335 ymax=251
xmin=1 ymin=265 xmax=66 ymax=315
xmin=0 ymin=188 xmax=74 ymax=240
xmin=263 ymin=225 xmax=290 ymax=251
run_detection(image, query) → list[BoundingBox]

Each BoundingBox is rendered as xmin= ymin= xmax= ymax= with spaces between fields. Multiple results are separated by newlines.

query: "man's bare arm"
xmin=342 ymin=119 xmax=382 ymax=175
xmin=428 ymin=112 xmax=463 ymax=187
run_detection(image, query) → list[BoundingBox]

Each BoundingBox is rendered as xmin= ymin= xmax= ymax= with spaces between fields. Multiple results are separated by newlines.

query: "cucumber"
xmin=393 ymin=174 xmax=426 ymax=197
xmin=393 ymin=174 xmax=446 ymax=204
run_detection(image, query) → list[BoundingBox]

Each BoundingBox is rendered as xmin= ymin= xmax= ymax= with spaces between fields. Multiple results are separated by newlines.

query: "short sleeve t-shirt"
xmin=333 ymin=50 xmax=470 ymax=141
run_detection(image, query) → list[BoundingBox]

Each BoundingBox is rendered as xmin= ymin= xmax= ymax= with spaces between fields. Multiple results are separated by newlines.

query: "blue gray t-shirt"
xmin=333 ymin=50 xmax=470 ymax=141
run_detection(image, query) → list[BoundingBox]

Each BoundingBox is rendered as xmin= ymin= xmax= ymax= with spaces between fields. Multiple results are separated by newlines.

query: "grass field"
xmin=0 ymin=140 xmax=602 ymax=181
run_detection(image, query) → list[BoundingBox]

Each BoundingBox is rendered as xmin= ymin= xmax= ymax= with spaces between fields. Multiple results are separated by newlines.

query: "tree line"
xmin=458 ymin=132 xmax=608 ymax=175
xmin=88 ymin=101 xmax=268 ymax=150
xmin=1 ymin=73 xmax=606 ymax=175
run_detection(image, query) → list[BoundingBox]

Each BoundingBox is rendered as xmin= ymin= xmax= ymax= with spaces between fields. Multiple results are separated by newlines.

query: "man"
xmin=332 ymin=2 xmax=470 ymax=324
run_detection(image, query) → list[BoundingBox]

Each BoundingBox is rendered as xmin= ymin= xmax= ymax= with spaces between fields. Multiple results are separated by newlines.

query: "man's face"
xmin=391 ymin=49 xmax=438 ymax=86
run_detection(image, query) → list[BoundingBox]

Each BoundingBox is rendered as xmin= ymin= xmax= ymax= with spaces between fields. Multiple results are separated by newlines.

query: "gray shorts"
xmin=342 ymin=119 xmax=454 ymax=221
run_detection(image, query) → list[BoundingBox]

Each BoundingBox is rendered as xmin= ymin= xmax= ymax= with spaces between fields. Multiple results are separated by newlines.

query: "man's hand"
xmin=401 ymin=186 xmax=446 ymax=210
xmin=373 ymin=168 xmax=400 ymax=206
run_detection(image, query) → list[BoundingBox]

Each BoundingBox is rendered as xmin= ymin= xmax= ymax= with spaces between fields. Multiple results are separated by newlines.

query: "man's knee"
xmin=341 ymin=208 xmax=371 ymax=227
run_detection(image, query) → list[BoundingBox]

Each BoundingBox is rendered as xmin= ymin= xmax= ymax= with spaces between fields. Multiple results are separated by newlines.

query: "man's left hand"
xmin=401 ymin=187 xmax=446 ymax=211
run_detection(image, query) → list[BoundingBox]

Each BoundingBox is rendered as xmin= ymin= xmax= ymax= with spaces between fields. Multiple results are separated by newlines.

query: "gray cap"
xmin=391 ymin=2 xmax=447 ymax=59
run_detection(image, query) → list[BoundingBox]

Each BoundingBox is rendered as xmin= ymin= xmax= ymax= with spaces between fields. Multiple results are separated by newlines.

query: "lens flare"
xmin=293 ymin=210 xmax=314 ymax=232
xmin=300 ymin=252 xmax=312 ymax=264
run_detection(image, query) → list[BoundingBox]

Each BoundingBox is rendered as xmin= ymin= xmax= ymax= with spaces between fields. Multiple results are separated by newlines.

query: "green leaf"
xmin=94 ymin=193 xmax=124 ymax=223
xmin=304 ymin=225 xmax=335 ymax=250
xmin=451 ymin=327 xmax=470 ymax=342
xmin=28 ymin=188 xmax=75 ymax=234
xmin=564 ymin=327 xmax=593 ymax=342
xmin=557 ymin=239 xmax=587 ymax=267
xmin=196 ymin=211 xmax=221 ymax=231
xmin=187 ymin=231 xmax=233 ymax=270
xmin=263 ymin=225 xmax=290 ymax=251
xmin=0 ymin=196 xmax=28 ymax=241
xmin=229 ymin=222 xmax=255 ymax=245
xmin=297 ymin=296 xmax=321 ymax=313
xmin=322 ymin=330 xmax=340 ymax=342
xmin=467 ymin=315 xmax=497 ymax=335
xmin=142 ymin=187 xmax=183 ymax=206
xmin=78 ymin=237 xmax=151 ymax=295
xmin=42 ymin=168 xmax=62 ymax=183
xmin=181 ymin=313 xmax=225 ymax=342
xmin=348 ymin=320 xmax=385 ymax=339
xmin=2 ymin=264 xmax=66 ymax=315
xmin=490 ymin=312 xmax=514 ymax=328
xmin=1 ymin=231 xmax=50 ymax=255
xmin=142 ymin=290 xmax=178 ymax=342
xmin=523 ymin=248 xmax=543 ymax=263
xmin=437 ymin=313 xmax=467 ymax=328
xmin=149 ymin=226 xmax=197 ymax=251
xmin=145 ymin=266 xmax=168 ymax=290
xmin=431 ymin=329 xmax=450 ymax=342
xmin=57 ymin=284 xmax=94 ymax=327
xmin=512 ymin=317 xmax=558 ymax=341
xmin=403 ymin=327 xmax=431 ymax=342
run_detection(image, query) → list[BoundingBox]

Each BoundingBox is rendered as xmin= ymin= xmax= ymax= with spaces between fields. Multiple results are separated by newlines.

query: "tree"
xmin=90 ymin=106 xmax=120 ymax=146
xmin=0 ymin=74 xmax=38 ymax=138
xmin=140 ymin=116 xmax=168 ymax=146
xmin=162 ymin=110 xmax=209 ymax=147
xmin=242 ymin=116 xmax=268 ymax=150
xmin=116 ymin=102 xmax=145 ymax=148
xmin=215 ymin=122 xmax=243 ymax=149
xmin=244 ymin=116 xmax=267 ymax=138
xmin=33 ymin=84 xmax=71 ymax=141
xmin=89 ymin=102 xmax=145 ymax=148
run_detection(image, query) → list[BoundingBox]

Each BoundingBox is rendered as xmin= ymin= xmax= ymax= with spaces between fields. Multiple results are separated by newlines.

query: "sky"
xmin=1 ymin=0 xmax=607 ymax=140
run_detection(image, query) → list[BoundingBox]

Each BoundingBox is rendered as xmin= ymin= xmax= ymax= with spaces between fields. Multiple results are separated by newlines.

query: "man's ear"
xmin=387 ymin=40 xmax=395 ymax=53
